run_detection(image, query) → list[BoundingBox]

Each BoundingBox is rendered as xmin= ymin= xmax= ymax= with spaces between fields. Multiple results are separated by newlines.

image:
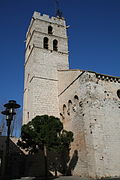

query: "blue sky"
xmin=0 ymin=0 xmax=120 ymax=135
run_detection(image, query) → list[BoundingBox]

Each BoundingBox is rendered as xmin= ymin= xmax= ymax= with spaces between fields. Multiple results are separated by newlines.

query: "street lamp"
xmin=1 ymin=100 xmax=20 ymax=179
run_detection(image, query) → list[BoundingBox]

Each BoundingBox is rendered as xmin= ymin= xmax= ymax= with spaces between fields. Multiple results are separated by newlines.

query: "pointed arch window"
xmin=63 ymin=104 xmax=67 ymax=115
xmin=48 ymin=26 xmax=53 ymax=34
xmin=53 ymin=39 xmax=58 ymax=51
xmin=74 ymin=95 xmax=79 ymax=102
xmin=44 ymin=37 xmax=49 ymax=49
xmin=68 ymin=100 xmax=72 ymax=115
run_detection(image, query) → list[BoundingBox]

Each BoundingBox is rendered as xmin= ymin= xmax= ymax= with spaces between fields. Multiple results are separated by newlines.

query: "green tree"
xmin=17 ymin=115 xmax=73 ymax=177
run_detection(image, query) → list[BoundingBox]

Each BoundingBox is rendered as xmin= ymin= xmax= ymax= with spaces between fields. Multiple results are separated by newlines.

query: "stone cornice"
xmin=29 ymin=76 xmax=58 ymax=83
xmin=24 ymin=45 xmax=68 ymax=67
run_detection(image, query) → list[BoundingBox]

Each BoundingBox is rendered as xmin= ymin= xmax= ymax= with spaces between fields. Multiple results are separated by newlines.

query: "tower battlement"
xmin=26 ymin=11 xmax=67 ymax=43
xmin=33 ymin=11 xmax=65 ymax=26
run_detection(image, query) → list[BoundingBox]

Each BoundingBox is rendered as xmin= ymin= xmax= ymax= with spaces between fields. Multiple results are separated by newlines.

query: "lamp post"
xmin=1 ymin=100 xmax=20 ymax=180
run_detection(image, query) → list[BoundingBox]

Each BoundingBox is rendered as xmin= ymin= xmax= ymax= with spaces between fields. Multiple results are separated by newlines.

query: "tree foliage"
xmin=17 ymin=115 xmax=73 ymax=154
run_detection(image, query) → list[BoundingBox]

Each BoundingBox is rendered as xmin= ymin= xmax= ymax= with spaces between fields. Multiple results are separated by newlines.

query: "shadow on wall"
xmin=0 ymin=137 xmax=25 ymax=179
xmin=67 ymin=150 xmax=78 ymax=175
xmin=48 ymin=149 xmax=78 ymax=177
xmin=0 ymin=138 xmax=78 ymax=179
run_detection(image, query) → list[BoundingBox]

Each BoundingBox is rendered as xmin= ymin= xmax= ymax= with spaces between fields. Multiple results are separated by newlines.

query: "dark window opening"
xmin=74 ymin=95 xmax=79 ymax=101
xmin=44 ymin=37 xmax=49 ymax=49
xmin=29 ymin=45 xmax=31 ymax=50
xmin=48 ymin=26 xmax=53 ymax=34
xmin=117 ymin=89 xmax=120 ymax=98
xmin=63 ymin=104 xmax=66 ymax=114
xmin=68 ymin=100 xmax=72 ymax=105
xmin=53 ymin=39 xmax=58 ymax=51
xmin=68 ymin=100 xmax=72 ymax=115
xmin=27 ymin=112 xmax=29 ymax=120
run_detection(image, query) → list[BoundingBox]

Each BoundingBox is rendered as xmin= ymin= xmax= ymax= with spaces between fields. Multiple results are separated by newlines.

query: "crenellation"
xmin=96 ymin=73 xmax=120 ymax=83
xmin=33 ymin=11 xmax=65 ymax=26
xmin=33 ymin=11 xmax=41 ymax=18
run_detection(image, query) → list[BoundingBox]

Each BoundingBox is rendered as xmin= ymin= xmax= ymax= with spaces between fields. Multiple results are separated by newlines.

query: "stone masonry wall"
xmin=23 ymin=12 xmax=69 ymax=124
xmin=58 ymin=70 xmax=120 ymax=178
xmin=58 ymin=70 xmax=90 ymax=177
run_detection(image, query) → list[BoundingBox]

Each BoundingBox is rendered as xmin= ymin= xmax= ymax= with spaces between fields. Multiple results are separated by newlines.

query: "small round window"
xmin=117 ymin=90 xmax=120 ymax=98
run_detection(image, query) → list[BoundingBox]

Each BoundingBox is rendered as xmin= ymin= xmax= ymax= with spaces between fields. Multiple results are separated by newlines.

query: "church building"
xmin=23 ymin=11 xmax=120 ymax=178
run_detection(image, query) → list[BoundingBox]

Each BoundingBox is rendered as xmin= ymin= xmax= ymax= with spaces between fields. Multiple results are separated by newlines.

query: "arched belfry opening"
xmin=53 ymin=39 xmax=58 ymax=51
xmin=44 ymin=37 xmax=49 ymax=49
xmin=48 ymin=26 xmax=53 ymax=34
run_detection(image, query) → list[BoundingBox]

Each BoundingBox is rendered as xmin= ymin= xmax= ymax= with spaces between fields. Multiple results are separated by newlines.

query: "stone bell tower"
xmin=23 ymin=11 xmax=69 ymax=124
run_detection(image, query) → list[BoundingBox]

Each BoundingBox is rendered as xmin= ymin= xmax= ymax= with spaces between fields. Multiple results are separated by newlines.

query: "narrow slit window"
xmin=48 ymin=26 xmax=53 ymax=34
xmin=53 ymin=39 xmax=58 ymax=51
xmin=74 ymin=95 xmax=79 ymax=109
xmin=27 ymin=112 xmax=29 ymax=120
xmin=44 ymin=37 xmax=49 ymax=49
xmin=63 ymin=104 xmax=66 ymax=115
xmin=68 ymin=100 xmax=72 ymax=115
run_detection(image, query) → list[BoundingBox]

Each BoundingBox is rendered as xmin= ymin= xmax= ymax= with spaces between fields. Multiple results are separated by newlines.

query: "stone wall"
xmin=58 ymin=70 xmax=89 ymax=177
xmin=58 ymin=70 xmax=120 ymax=178
xmin=23 ymin=12 xmax=69 ymax=124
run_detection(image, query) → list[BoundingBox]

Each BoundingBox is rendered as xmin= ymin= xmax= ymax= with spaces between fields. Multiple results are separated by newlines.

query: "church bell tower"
xmin=23 ymin=11 xmax=69 ymax=124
